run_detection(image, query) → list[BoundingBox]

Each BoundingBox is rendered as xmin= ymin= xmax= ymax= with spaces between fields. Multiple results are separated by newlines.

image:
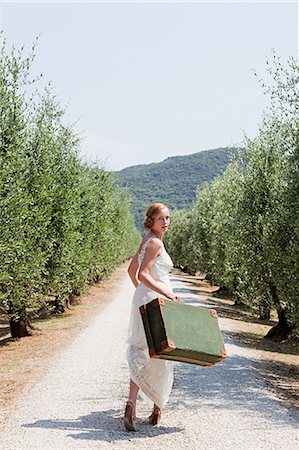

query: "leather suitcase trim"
xmin=210 ymin=309 xmax=218 ymax=318
xmin=140 ymin=304 xmax=157 ymax=357
xmin=221 ymin=348 xmax=228 ymax=358
xmin=140 ymin=305 xmax=146 ymax=315
xmin=161 ymin=340 xmax=176 ymax=352
xmin=149 ymin=347 xmax=156 ymax=357
xmin=152 ymin=353 xmax=215 ymax=367
xmin=152 ymin=298 xmax=165 ymax=307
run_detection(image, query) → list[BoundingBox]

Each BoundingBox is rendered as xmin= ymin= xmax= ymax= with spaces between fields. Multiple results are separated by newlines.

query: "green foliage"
xmin=164 ymin=209 xmax=194 ymax=273
xmin=0 ymin=37 xmax=139 ymax=334
xmin=116 ymin=147 xmax=236 ymax=229
xmin=167 ymin=52 xmax=299 ymax=340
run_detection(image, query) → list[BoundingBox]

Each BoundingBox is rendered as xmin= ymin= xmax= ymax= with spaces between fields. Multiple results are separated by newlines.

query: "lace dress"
xmin=126 ymin=233 xmax=174 ymax=409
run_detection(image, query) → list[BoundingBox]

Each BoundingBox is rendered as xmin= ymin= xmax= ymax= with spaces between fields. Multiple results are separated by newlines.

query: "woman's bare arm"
xmin=138 ymin=238 xmax=178 ymax=301
xmin=127 ymin=251 xmax=140 ymax=288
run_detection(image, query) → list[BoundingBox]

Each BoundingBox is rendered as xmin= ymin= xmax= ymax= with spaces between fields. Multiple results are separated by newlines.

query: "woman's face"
xmin=152 ymin=208 xmax=170 ymax=234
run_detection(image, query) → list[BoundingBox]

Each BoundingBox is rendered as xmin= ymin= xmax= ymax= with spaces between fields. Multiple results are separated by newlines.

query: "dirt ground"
xmin=174 ymin=269 xmax=299 ymax=414
xmin=0 ymin=263 xmax=298 ymax=429
xmin=0 ymin=262 xmax=129 ymax=429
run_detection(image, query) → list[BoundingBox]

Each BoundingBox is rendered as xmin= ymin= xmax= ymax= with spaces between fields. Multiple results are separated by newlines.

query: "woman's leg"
xmin=124 ymin=379 xmax=139 ymax=430
xmin=129 ymin=378 xmax=139 ymax=415
xmin=149 ymin=403 xmax=161 ymax=425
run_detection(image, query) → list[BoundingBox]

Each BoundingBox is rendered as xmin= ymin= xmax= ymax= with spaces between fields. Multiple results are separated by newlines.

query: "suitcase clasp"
xmin=161 ymin=340 xmax=176 ymax=352
xmin=210 ymin=309 xmax=218 ymax=318
xmin=221 ymin=348 xmax=228 ymax=358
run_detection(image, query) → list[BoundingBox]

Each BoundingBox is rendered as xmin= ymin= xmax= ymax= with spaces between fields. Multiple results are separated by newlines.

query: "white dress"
xmin=126 ymin=233 xmax=174 ymax=409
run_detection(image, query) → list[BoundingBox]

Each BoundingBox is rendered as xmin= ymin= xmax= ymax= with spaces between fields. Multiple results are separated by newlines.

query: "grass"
xmin=0 ymin=360 xmax=22 ymax=373
xmin=37 ymin=314 xmax=77 ymax=331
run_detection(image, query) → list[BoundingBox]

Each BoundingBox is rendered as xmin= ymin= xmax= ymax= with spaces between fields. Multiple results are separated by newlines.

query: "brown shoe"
xmin=124 ymin=401 xmax=137 ymax=432
xmin=148 ymin=406 xmax=161 ymax=425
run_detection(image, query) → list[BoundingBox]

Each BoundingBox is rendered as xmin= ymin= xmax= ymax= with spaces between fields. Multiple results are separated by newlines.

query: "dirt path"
xmin=0 ymin=270 xmax=298 ymax=449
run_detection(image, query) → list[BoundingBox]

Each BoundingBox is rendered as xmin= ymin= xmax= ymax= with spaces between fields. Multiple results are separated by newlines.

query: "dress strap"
xmin=138 ymin=234 xmax=154 ymax=264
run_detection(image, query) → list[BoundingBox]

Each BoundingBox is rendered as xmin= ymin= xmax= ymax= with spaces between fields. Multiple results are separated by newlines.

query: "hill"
xmin=115 ymin=147 xmax=236 ymax=228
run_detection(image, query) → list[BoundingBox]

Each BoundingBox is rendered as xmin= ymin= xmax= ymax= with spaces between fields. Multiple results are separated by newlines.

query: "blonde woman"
xmin=124 ymin=203 xmax=180 ymax=431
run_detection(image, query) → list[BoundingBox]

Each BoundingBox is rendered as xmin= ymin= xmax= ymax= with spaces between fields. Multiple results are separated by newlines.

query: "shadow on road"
xmin=170 ymin=353 xmax=298 ymax=425
xmin=23 ymin=409 xmax=184 ymax=441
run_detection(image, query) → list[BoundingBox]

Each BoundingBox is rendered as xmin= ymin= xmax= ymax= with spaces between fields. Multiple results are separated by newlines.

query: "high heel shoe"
xmin=124 ymin=401 xmax=137 ymax=432
xmin=148 ymin=407 xmax=161 ymax=425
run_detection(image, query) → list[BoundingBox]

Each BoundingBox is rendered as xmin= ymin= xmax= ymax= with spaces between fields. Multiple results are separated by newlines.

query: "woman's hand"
xmin=164 ymin=292 xmax=181 ymax=302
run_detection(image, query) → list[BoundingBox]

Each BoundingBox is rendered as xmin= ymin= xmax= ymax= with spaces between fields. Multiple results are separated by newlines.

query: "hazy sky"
xmin=1 ymin=1 xmax=298 ymax=170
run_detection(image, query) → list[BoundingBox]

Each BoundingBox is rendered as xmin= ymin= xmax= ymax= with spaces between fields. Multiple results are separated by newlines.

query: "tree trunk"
xmin=264 ymin=282 xmax=292 ymax=340
xmin=53 ymin=296 xmax=65 ymax=313
xmin=264 ymin=309 xmax=291 ymax=341
xmin=259 ymin=303 xmax=271 ymax=320
xmin=259 ymin=309 xmax=271 ymax=321
xmin=233 ymin=295 xmax=249 ymax=308
xmin=46 ymin=295 xmax=65 ymax=314
xmin=205 ymin=274 xmax=214 ymax=286
xmin=9 ymin=308 xmax=30 ymax=338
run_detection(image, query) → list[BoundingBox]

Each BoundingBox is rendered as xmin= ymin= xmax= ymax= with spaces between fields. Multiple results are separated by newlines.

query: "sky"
xmin=0 ymin=1 xmax=298 ymax=170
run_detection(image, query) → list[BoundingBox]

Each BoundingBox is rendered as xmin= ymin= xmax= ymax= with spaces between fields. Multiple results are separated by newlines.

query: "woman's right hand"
xmin=164 ymin=292 xmax=181 ymax=302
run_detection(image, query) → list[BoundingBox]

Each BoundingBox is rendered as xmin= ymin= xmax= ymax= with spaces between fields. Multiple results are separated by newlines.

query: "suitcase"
xmin=139 ymin=298 xmax=228 ymax=367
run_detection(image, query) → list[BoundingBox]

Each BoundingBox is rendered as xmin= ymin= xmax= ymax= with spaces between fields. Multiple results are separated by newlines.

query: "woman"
xmin=124 ymin=202 xmax=180 ymax=432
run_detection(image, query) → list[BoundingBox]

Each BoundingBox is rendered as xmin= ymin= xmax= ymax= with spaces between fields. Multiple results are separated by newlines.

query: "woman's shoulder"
xmin=139 ymin=235 xmax=162 ymax=255
xmin=147 ymin=237 xmax=162 ymax=250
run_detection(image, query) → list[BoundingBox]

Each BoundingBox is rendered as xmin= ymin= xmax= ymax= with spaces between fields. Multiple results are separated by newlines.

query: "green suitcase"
xmin=139 ymin=298 xmax=228 ymax=367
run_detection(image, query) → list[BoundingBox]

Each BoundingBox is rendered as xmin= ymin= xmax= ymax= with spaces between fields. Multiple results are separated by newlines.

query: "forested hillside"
xmin=116 ymin=147 xmax=236 ymax=227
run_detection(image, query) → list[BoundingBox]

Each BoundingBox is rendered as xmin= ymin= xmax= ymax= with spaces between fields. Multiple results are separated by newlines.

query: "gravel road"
xmin=0 ymin=270 xmax=298 ymax=450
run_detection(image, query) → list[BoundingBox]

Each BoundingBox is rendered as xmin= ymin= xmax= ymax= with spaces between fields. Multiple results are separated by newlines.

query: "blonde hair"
xmin=143 ymin=203 xmax=169 ymax=230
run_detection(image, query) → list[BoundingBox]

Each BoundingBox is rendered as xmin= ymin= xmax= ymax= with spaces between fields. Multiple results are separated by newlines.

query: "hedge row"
xmin=166 ymin=54 xmax=299 ymax=341
xmin=0 ymin=38 xmax=140 ymax=337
